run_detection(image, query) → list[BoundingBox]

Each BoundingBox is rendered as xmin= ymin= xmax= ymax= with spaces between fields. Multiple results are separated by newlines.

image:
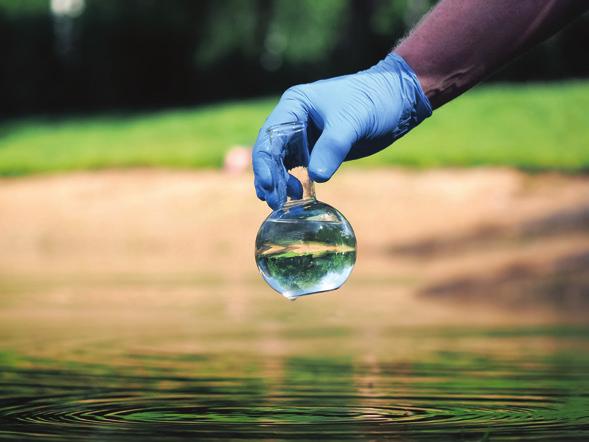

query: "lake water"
xmin=0 ymin=281 xmax=588 ymax=441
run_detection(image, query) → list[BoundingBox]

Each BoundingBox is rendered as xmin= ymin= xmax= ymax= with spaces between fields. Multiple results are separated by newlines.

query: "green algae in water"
xmin=255 ymin=200 xmax=356 ymax=300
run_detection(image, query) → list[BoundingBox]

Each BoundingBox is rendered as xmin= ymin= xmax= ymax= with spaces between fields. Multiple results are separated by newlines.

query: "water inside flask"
xmin=255 ymin=121 xmax=356 ymax=300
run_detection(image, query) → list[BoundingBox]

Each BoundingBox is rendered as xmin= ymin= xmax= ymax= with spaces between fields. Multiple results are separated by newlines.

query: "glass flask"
xmin=255 ymin=121 xmax=357 ymax=300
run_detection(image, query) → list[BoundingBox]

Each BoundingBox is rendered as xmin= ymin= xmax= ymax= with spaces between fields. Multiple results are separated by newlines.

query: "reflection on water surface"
xmin=0 ymin=283 xmax=588 ymax=441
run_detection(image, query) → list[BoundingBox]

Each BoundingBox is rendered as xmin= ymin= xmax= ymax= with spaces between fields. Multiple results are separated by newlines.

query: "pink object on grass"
xmin=223 ymin=146 xmax=252 ymax=174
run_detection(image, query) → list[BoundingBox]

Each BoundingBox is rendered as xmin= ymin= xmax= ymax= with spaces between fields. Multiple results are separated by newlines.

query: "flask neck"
xmin=266 ymin=121 xmax=315 ymax=208
xmin=286 ymin=166 xmax=316 ymax=206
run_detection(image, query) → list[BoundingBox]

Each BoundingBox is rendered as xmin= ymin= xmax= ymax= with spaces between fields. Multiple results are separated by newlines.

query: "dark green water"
xmin=256 ymin=248 xmax=356 ymax=299
xmin=1 ymin=323 xmax=589 ymax=440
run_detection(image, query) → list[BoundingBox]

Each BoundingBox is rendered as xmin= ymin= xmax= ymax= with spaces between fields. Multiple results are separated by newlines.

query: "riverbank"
xmin=1 ymin=168 xmax=588 ymax=325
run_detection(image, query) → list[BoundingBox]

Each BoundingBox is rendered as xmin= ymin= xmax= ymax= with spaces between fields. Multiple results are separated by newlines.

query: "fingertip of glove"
xmin=309 ymin=154 xmax=338 ymax=182
xmin=255 ymin=184 xmax=266 ymax=201
xmin=308 ymin=167 xmax=332 ymax=183
xmin=286 ymin=174 xmax=303 ymax=199
xmin=266 ymin=192 xmax=283 ymax=211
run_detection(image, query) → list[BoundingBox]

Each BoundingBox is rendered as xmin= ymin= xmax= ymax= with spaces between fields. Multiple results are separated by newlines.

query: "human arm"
xmin=396 ymin=0 xmax=589 ymax=108
xmin=253 ymin=0 xmax=589 ymax=209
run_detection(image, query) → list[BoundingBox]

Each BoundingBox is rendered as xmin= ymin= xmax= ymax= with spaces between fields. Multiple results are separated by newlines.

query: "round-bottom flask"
xmin=255 ymin=122 xmax=356 ymax=300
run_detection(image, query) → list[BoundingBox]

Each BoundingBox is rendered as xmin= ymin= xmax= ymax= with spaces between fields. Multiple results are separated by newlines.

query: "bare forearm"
xmin=396 ymin=0 xmax=589 ymax=109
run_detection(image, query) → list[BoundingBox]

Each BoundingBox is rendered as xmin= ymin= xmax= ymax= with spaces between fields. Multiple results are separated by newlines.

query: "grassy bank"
xmin=0 ymin=81 xmax=588 ymax=176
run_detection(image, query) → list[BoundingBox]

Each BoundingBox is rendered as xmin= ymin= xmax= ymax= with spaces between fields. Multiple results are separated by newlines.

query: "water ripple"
xmin=1 ymin=335 xmax=589 ymax=440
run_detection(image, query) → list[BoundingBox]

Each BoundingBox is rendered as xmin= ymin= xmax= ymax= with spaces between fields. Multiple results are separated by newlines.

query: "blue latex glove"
xmin=253 ymin=52 xmax=432 ymax=210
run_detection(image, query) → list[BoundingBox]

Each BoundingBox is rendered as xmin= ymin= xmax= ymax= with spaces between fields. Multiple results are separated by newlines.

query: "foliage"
xmin=0 ymin=0 xmax=587 ymax=115
xmin=262 ymin=251 xmax=355 ymax=292
xmin=0 ymin=0 xmax=47 ymax=16
xmin=196 ymin=0 xmax=350 ymax=69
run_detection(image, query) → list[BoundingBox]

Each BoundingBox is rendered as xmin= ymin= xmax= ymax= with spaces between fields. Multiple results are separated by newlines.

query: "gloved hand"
xmin=253 ymin=52 xmax=432 ymax=210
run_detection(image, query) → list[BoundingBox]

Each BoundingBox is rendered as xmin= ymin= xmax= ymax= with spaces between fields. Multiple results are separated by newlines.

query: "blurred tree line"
xmin=1 ymin=0 xmax=588 ymax=116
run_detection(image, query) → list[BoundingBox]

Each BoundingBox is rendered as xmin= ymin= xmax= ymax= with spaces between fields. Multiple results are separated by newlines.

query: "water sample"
xmin=255 ymin=121 xmax=356 ymax=300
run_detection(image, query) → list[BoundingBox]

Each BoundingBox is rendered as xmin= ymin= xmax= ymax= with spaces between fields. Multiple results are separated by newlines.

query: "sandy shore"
xmin=1 ymin=168 xmax=588 ymax=325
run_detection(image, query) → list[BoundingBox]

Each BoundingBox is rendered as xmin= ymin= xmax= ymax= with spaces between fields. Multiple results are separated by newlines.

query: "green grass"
xmin=0 ymin=81 xmax=588 ymax=176
xmin=0 ymin=99 xmax=272 ymax=176
xmin=360 ymin=81 xmax=589 ymax=172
